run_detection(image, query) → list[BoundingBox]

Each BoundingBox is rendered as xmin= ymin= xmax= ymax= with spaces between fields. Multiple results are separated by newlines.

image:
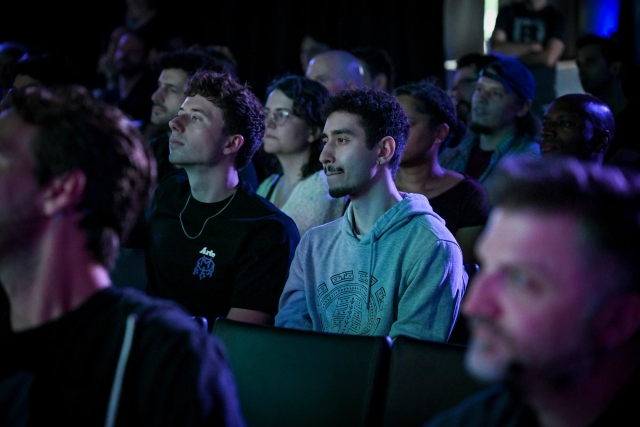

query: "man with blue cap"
xmin=439 ymin=57 xmax=541 ymax=187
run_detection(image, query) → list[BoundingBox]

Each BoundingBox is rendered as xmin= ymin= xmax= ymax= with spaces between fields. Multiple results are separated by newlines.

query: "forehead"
xmin=396 ymin=94 xmax=427 ymax=118
xmin=323 ymin=111 xmax=364 ymax=134
xmin=454 ymin=65 xmax=479 ymax=82
xmin=478 ymin=207 xmax=590 ymax=286
xmin=476 ymin=75 xmax=508 ymax=92
xmin=265 ymin=89 xmax=294 ymax=108
xmin=307 ymin=56 xmax=338 ymax=78
xmin=578 ymin=44 xmax=605 ymax=60
xmin=0 ymin=109 xmax=38 ymax=161
xmin=159 ymin=68 xmax=189 ymax=86
xmin=545 ymin=99 xmax=584 ymax=118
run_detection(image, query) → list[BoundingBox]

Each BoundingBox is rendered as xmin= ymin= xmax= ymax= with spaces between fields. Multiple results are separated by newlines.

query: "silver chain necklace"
xmin=179 ymin=192 xmax=236 ymax=239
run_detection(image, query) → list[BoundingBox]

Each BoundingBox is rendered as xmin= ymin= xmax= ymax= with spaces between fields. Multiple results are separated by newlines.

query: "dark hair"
xmin=576 ymin=34 xmax=623 ymax=65
xmin=266 ymin=74 xmax=330 ymax=179
xmin=351 ymin=46 xmax=396 ymax=92
xmin=14 ymin=52 xmax=81 ymax=86
xmin=186 ymin=44 xmax=240 ymax=81
xmin=394 ymin=79 xmax=467 ymax=151
xmin=11 ymin=84 xmax=156 ymax=268
xmin=322 ymin=87 xmax=410 ymax=176
xmin=488 ymin=156 xmax=640 ymax=293
xmin=153 ymin=49 xmax=229 ymax=79
xmin=456 ymin=52 xmax=500 ymax=72
xmin=185 ymin=70 xmax=265 ymax=169
xmin=552 ymin=93 xmax=616 ymax=140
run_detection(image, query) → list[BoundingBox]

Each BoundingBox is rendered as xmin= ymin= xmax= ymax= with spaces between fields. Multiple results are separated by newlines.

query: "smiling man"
xmin=275 ymin=88 xmax=466 ymax=341
xmin=540 ymin=93 xmax=614 ymax=161
xmin=143 ymin=70 xmax=300 ymax=328
xmin=427 ymin=156 xmax=640 ymax=427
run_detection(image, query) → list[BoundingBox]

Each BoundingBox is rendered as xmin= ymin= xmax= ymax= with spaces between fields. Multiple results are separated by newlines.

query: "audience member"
xmin=299 ymin=35 xmax=331 ymax=74
xmin=148 ymin=49 xmax=256 ymax=186
xmin=541 ymin=93 xmax=614 ymax=162
xmin=256 ymin=74 xmax=345 ymax=236
xmin=351 ymin=45 xmax=396 ymax=93
xmin=427 ymin=155 xmax=640 ymax=427
xmin=140 ymin=70 xmax=300 ymax=327
xmin=439 ymin=57 xmax=541 ymax=186
xmin=275 ymin=87 xmax=466 ymax=341
xmin=0 ymin=52 xmax=82 ymax=111
xmin=490 ymin=0 xmax=567 ymax=119
xmin=0 ymin=41 xmax=28 ymax=100
xmin=95 ymin=29 xmax=158 ymax=131
xmin=576 ymin=33 xmax=639 ymax=166
xmin=450 ymin=52 xmax=499 ymax=125
xmin=305 ymin=49 xmax=364 ymax=94
xmin=394 ymin=80 xmax=490 ymax=264
xmin=0 ymin=84 xmax=244 ymax=425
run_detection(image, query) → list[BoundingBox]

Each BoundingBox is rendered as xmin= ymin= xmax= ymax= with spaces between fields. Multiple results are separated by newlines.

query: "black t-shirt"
xmin=429 ymin=174 xmax=491 ymax=235
xmin=0 ymin=287 xmax=244 ymax=426
xmin=495 ymin=3 xmax=567 ymax=112
xmin=465 ymin=144 xmax=494 ymax=181
xmin=145 ymin=170 xmax=300 ymax=324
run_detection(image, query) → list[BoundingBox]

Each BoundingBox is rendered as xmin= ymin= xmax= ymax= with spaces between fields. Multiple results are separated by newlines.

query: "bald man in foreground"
xmin=305 ymin=49 xmax=364 ymax=94
xmin=540 ymin=93 xmax=615 ymax=162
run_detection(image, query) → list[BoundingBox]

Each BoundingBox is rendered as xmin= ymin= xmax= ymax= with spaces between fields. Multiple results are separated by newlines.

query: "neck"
xmin=0 ymin=215 xmax=111 ymax=332
xmin=276 ymin=149 xmax=310 ymax=187
xmin=184 ymin=163 xmax=240 ymax=203
xmin=479 ymin=125 xmax=516 ymax=151
xmin=349 ymin=169 xmax=402 ymax=236
xmin=590 ymin=83 xmax=628 ymax=116
xmin=527 ymin=0 xmax=548 ymax=11
xmin=523 ymin=343 xmax=640 ymax=427
xmin=395 ymin=154 xmax=444 ymax=191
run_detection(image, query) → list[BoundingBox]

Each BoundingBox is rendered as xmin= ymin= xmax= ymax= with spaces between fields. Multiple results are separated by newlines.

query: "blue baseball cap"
xmin=479 ymin=57 xmax=536 ymax=101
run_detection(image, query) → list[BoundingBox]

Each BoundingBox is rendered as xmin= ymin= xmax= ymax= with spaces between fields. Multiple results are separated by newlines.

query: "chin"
xmin=464 ymin=344 xmax=513 ymax=383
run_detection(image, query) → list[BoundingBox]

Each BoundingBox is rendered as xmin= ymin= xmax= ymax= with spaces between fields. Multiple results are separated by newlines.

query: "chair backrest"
xmin=213 ymin=317 xmax=392 ymax=427
xmin=381 ymin=335 xmax=488 ymax=427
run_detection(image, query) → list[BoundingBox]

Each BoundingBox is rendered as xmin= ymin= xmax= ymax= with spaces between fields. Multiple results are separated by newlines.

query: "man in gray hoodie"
xmin=275 ymin=87 xmax=467 ymax=341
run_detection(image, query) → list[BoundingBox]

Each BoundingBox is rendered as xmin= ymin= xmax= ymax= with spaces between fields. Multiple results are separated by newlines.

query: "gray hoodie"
xmin=275 ymin=193 xmax=467 ymax=341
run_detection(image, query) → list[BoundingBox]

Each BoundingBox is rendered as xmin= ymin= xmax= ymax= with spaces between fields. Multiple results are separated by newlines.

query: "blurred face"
xmin=114 ymin=33 xmax=146 ymax=76
xmin=463 ymin=208 xmax=601 ymax=384
xmin=168 ymin=95 xmax=230 ymax=168
xmin=263 ymin=89 xmax=313 ymax=157
xmin=576 ymin=45 xmax=613 ymax=95
xmin=541 ymin=99 xmax=596 ymax=158
xmin=306 ymin=56 xmax=346 ymax=95
xmin=0 ymin=109 xmax=44 ymax=254
xmin=471 ymin=75 xmax=522 ymax=134
xmin=451 ymin=65 xmax=479 ymax=123
xmin=396 ymin=94 xmax=438 ymax=167
xmin=320 ymin=111 xmax=378 ymax=198
xmin=150 ymin=68 xmax=189 ymax=127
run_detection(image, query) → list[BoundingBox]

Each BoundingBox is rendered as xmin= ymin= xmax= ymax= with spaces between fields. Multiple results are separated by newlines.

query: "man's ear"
xmin=223 ymin=134 xmax=244 ymax=155
xmin=376 ymin=136 xmax=397 ymax=165
xmin=595 ymin=292 xmax=640 ymax=349
xmin=42 ymin=170 xmax=86 ymax=217
xmin=516 ymin=99 xmax=533 ymax=117
xmin=593 ymin=129 xmax=612 ymax=153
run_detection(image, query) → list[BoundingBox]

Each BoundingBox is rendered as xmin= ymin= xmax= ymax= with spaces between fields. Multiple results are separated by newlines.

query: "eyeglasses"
xmin=264 ymin=108 xmax=295 ymax=126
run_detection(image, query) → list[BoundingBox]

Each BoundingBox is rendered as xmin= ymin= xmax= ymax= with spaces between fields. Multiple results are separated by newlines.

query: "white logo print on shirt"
xmin=193 ymin=247 xmax=216 ymax=280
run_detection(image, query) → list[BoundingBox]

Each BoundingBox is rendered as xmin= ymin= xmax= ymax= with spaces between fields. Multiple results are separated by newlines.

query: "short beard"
xmin=329 ymin=186 xmax=356 ymax=198
xmin=470 ymin=122 xmax=494 ymax=135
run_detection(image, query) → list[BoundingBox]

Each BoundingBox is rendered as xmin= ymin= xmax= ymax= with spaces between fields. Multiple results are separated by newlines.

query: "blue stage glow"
xmin=588 ymin=0 xmax=621 ymax=37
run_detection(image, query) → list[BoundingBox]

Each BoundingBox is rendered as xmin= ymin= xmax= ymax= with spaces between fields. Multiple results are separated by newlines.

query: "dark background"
xmin=1 ymin=0 xmax=445 ymax=101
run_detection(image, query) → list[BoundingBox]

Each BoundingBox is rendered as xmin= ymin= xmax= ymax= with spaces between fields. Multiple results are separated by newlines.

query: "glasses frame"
xmin=264 ymin=108 xmax=296 ymax=126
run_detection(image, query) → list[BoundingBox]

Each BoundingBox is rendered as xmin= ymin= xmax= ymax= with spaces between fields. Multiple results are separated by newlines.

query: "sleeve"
xmin=389 ymin=239 xmax=466 ymax=342
xmin=132 ymin=310 xmax=246 ymax=427
xmin=274 ymin=235 xmax=314 ymax=330
xmin=231 ymin=217 xmax=300 ymax=315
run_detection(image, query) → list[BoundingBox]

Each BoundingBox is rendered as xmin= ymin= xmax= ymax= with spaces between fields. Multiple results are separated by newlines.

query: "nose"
xmin=540 ymin=120 xmax=556 ymax=140
xmin=319 ymin=142 xmax=333 ymax=165
xmin=151 ymin=87 xmax=164 ymax=104
xmin=264 ymin=113 xmax=276 ymax=128
xmin=461 ymin=270 xmax=500 ymax=320
xmin=169 ymin=114 xmax=184 ymax=134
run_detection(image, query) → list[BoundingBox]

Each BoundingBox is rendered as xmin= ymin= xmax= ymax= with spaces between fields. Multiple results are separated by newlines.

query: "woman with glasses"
xmin=257 ymin=74 xmax=346 ymax=236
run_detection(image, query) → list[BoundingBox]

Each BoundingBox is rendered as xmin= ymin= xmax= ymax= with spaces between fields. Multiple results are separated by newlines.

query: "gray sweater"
xmin=275 ymin=193 xmax=467 ymax=341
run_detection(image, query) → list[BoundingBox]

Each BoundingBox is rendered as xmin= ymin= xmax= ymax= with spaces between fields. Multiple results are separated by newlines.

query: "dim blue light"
xmin=587 ymin=0 xmax=620 ymax=37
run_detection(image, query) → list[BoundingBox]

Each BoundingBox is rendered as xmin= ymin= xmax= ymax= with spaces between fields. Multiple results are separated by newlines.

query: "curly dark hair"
xmin=266 ymin=74 xmax=330 ymax=179
xmin=185 ymin=70 xmax=265 ymax=169
xmin=394 ymin=79 xmax=467 ymax=152
xmin=11 ymin=84 xmax=156 ymax=268
xmin=322 ymin=87 xmax=410 ymax=176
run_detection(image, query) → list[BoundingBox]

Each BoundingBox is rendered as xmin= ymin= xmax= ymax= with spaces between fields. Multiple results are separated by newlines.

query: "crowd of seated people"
xmin=1 ymin=3 xmax=639 ymax=424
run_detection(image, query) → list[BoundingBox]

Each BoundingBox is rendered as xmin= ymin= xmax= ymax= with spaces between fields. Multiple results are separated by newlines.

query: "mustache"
xmin=324 ymin=166 xmax=344 ymax=174
xmin=153 ymin=103 xmax=166 ymax=112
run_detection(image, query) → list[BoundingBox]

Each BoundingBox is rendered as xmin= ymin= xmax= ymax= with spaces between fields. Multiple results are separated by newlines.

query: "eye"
xmin=191 ymin=115 xmax=201 ymax=122
xmin=506 ymin=269 xmax=529 ymax=288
